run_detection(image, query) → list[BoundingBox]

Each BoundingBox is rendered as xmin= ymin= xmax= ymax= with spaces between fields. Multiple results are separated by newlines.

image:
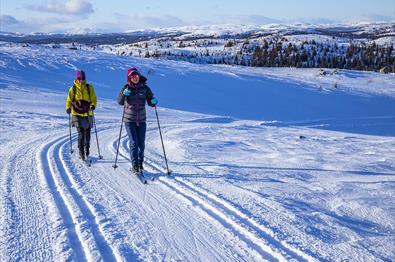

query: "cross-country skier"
xmin=117 ymin=67 xmax=157 ymax=173
xmin=66 ymin=70 xmax=97 ymax=160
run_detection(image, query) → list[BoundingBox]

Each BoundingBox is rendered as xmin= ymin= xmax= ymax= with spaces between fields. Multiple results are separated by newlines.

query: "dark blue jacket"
xmin=117 ymin=76 xmax=155 ymax=123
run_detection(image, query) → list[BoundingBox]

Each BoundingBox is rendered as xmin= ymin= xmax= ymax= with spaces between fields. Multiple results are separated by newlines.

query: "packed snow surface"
xmin=0 ymin=43 xmax=394 ymax=261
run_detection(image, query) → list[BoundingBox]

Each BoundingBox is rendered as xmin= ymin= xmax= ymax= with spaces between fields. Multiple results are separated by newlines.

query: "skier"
xmin=117 ymin=67 xmax=157 ymax=173
xmin=66 ymin=70 xmax=97 ymax=161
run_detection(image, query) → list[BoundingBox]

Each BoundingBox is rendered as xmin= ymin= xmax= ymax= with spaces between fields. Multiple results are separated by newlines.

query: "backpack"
xmin=71 ymin=83 xmax=92 ymax=114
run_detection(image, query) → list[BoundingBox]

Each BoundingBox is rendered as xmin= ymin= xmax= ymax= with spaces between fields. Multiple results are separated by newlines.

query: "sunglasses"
xmin=129 ymin=73 xmax=139 ymax=79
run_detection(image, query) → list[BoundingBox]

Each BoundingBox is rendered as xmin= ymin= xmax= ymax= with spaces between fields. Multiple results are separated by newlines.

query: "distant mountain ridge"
xmin=1 ymin=22 xmax=394 ymax=45
xmin=2 ymin=22 xmax=393 ymax=72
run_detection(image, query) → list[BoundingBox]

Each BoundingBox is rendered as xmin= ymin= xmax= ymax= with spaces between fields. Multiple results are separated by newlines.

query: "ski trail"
xmin=157 ymin=177 xmax=281 ymax=261
xmin=106 ymin=131 xmax=262 ymax=260
xmin=50 ymin=135 xmax=120 ymax=261
xmin=1 ymin=136 xmax=59 ymax=261
xmin=134 ymin=126 xmax=315 ymax=261
xmin=36 ymin=135 xmax=87 ymax=261
xmin=149 ymin=158 xmax=315 ymax=261
xmin=54 ymin=134 xmax=122 ymax=261
xmin=116 ymin=136 xmax=285 ymax=261
xmin=173 ymin=177 xmax=317 ymax=261
xmin=145 ymin=142 xmax=321 ymax=260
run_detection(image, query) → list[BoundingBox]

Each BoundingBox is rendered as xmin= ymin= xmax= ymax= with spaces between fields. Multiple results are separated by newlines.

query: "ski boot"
xmin=85 ymin=147 xmax=90 ymax=158
xmin=132 ymin=166 xmax=140 ymax=174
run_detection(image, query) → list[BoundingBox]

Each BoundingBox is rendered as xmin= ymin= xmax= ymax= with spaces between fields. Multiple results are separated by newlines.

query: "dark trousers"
xmin=124 ymin=122 xmax=146 ymax=167
xmin=76 ymin=127 xmax=91 ymax=152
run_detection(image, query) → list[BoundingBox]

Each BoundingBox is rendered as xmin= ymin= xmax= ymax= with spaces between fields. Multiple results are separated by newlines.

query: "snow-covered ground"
xmin=0 ymin=43 xmax=394 ymax=261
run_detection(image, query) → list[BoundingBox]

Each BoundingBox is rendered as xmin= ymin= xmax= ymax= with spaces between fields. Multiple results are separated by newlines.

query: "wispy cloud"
xmin=27 ymin=0 xmax=94 ymax=15
xmin=0 ymin=14 xmax=96 ymax=34
xmin=0 ymin=15 xmax=22 ymax=26
xmin=0 ymin=15 xmax=28 ymax=33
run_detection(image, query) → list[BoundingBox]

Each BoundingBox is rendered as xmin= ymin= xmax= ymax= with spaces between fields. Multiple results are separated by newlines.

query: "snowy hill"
xmin=0 ymin=42 xmax=395 ymax=261
xmin=1 ymin=23 xmax=394 ymax=72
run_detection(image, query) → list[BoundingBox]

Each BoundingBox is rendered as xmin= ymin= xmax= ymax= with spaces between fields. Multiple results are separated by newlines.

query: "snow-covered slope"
xmin=0 ymin=43 xmax=394 ymax=261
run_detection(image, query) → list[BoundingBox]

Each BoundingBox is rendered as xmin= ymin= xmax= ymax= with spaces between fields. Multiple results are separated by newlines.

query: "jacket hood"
xmin=73 ymin=79 xmax=87 ymax=88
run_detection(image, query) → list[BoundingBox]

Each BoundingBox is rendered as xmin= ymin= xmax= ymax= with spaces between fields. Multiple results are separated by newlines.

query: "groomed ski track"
xmin=1 ymin=120 xmax=316 ymax=261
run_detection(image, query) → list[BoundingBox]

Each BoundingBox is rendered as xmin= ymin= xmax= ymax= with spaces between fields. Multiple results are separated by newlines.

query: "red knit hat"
xmin=127 ymin=67 xmax=140 ymax=81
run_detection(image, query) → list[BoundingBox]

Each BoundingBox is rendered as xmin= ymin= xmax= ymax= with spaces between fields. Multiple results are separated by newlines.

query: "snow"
xmin=374 ymin=36 xmax=395 ymax=46
xmin=0 ymin=42 xmax=395 ymax=261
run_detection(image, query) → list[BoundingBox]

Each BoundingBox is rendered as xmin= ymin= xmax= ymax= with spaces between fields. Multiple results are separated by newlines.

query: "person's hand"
xmin=150 ymin=98 xmax=158 ymax=107
xmin=91 ymin=105 xmax=95 ymax=111
xmin=123 ymin=89 xmax=131 ymax=96
xmin=66 ymin=108 xmax=71 ymax=114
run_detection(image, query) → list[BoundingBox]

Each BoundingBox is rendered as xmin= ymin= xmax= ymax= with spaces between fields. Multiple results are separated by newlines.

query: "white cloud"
xmin=27 ymin=0 xmax=94 ymax=15
xmin=0 ymin=14 xmax=96 ymax=33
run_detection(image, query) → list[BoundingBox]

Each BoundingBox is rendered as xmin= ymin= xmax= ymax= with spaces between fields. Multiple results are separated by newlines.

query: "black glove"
xmin=91 ymin=105 xmax=95 ymax=111
xmin=66 ymin=108 xmax=71 ymax=114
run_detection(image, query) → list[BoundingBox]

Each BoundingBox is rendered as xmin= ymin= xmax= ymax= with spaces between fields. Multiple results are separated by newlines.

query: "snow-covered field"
xmin=1 ymin=43 xmax=395 ymax=261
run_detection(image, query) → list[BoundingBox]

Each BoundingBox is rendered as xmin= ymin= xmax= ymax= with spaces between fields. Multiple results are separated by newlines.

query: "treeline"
xmin=112 ymin=38 xmax=395 ymax=73
xmin=251 ymin=40 xmax=395 ymax=72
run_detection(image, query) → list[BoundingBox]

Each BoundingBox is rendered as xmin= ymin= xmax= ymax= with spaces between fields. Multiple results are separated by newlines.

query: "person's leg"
xmin=125 ymin=122 xmax=139 ymax=168
xmin=136 ymin=122 xmax=146 ymax=169
xmin=76 ymin=127 xmax=85 ymax=159
xmin=85 ymin=127 xmax=91 ymax=157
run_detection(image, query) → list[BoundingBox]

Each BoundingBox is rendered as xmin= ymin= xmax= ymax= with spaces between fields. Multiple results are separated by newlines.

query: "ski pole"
xmin=154 ymin=106 xmax=171 ymax=175
xmin=92 ymin=111 xmax=103 ymax=159
xmin=113 ymin=103 xmax=126 ymax=169
xmin=68 ymin=113 xmax=74 ymax=154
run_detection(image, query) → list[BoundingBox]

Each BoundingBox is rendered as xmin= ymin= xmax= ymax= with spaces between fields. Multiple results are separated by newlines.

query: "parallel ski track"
xmin=115 ymin=133 xmax=317 ymax=262
xmin=102 ymin=128 xmax=255 ymax=260
xmin=50 ymin=125 xmax=157 ymax=260
xmin=37 ymin=132 xmax=121 ymax=261
xmin=1 ymin=135 xmax=60 ymax=261
xmin=27 ymin=123 xmax=316 ymax=261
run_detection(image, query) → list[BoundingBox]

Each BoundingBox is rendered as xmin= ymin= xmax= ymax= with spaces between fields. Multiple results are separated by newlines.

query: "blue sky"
xmin=1 ymin=0 xmax=394 ymax=33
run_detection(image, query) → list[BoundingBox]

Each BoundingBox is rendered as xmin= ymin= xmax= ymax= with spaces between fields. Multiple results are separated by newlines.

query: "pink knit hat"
xmin=127 ymin=67 xmax=140 ymax=81
xmin=76 ymin=70 xmax=86 ymax=80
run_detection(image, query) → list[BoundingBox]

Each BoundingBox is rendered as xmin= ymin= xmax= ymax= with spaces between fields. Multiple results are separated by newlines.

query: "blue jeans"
xmin=124 ymin=122 xmax=146 ymax=167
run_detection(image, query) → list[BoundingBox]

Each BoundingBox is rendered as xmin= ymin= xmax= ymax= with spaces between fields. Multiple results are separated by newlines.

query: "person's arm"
xmin=90 ymin=84 xmax=97 ymax=108
xmin=65 ymin=87 xmax=73 ymax=112
xmin=146 ymin=86 xmax=156 ymax=107
xmin=117 ymin=85 xmax=127 ymax=105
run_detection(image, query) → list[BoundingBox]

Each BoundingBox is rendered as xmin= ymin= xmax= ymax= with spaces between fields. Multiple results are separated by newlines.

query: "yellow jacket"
xmin=66 ymin=80 xmax=97 ymax=117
